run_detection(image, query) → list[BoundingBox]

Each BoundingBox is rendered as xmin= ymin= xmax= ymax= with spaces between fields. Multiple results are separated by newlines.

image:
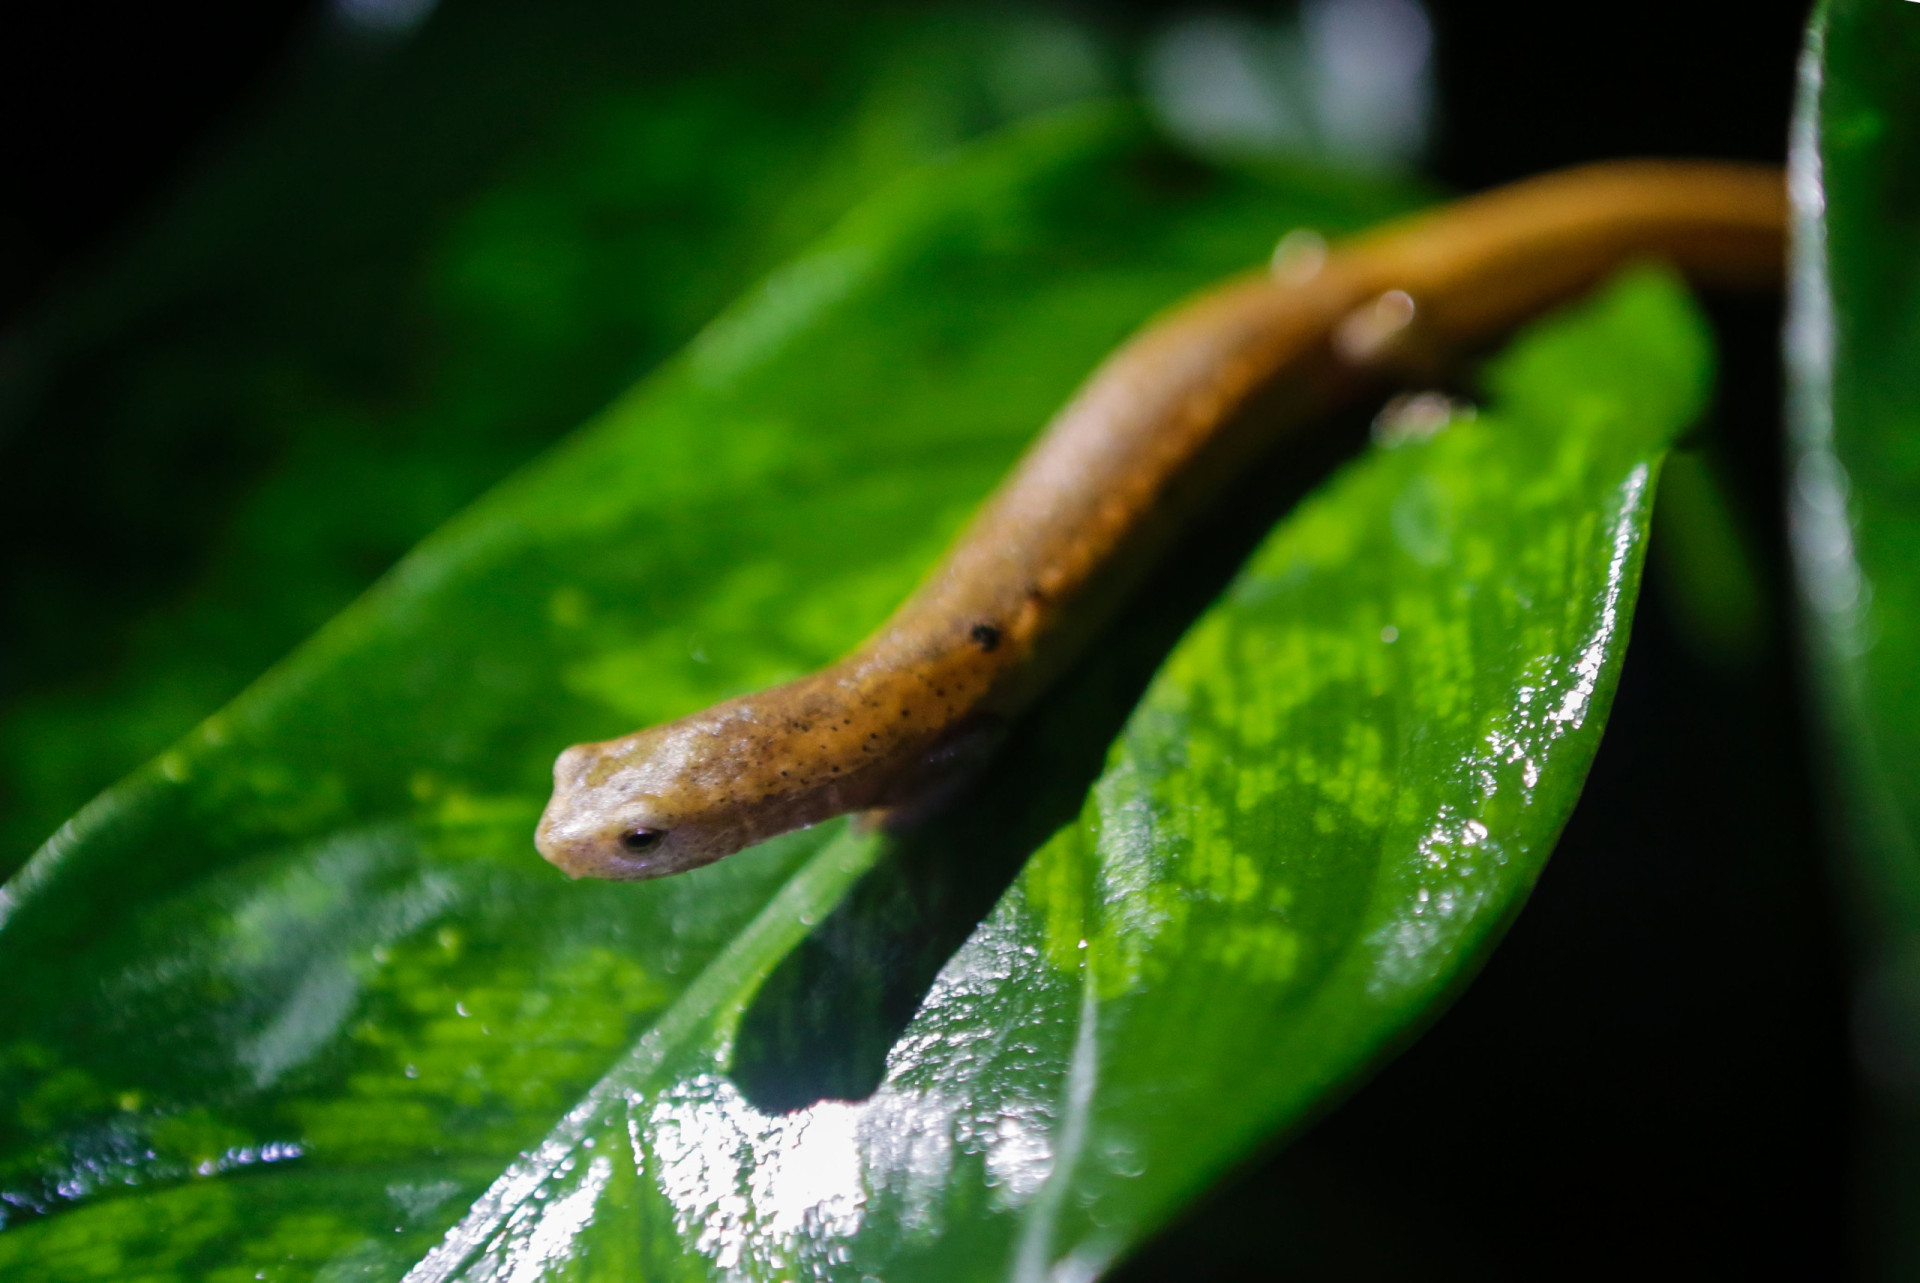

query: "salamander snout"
xmin=534 ymin=742 xmax=683 ymax=880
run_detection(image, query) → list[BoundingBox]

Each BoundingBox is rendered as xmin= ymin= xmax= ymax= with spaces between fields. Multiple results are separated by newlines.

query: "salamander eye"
xmin=620 ymin=827 xmax=666 ymax=854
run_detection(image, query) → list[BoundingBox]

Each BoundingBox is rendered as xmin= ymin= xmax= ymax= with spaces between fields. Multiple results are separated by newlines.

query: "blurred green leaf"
xmin=1787 ymin=0 xmax=1920 ymax=1268
xmin=0 ymin=99 xmax=1711 ymax=1278
xmin=1650 ymin=448 xmax=1769 ymax=669
xmin=1788 ymin=0 xmax=1920 ymax=915
xmin=0 ymin=2 xmax=1119 ymax=874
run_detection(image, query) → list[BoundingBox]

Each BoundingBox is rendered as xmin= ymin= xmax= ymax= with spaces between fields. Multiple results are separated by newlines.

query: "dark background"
xmin=0 ymin=0 xmax=1816 ymax=321
xmin=3 ymin=0 xmax=1845 ymax=1277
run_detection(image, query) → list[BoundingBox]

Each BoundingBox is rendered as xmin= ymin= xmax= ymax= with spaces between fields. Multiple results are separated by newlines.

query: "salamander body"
xmin=536 ymin=161 xmax=1786 ymax=880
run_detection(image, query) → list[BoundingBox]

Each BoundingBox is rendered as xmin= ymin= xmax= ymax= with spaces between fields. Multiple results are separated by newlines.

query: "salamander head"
xmin=535 ymin=722 xmax=764 ymax=880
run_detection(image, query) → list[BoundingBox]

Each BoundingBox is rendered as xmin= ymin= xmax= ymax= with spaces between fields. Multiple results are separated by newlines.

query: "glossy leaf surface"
xmin=0 ymin=103 xmax=1710 ymax=1277
xmin=1788 ymin=0 xmax=1920 ymax=915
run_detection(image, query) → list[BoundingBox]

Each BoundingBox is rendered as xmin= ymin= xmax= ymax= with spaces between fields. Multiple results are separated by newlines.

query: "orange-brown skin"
xmin=537 ymin=160 xmax=1786 ymax=880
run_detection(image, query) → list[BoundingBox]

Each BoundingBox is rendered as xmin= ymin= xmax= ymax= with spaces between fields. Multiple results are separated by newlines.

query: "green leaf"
xmin=1789 ymin=3 xmax=1920 ymax=1267
xmin=0 ymin=101 xmax=1711 ymax=1277
xmin=0 ymin=4 xmax=1118 ymax=875
xmin=1788 ymin=0 xmax=1920 ymax=915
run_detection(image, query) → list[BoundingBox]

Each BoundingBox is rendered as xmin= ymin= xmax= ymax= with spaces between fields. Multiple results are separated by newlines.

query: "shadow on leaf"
xmin=729 ymin=395 xmax=1382 ymax=1113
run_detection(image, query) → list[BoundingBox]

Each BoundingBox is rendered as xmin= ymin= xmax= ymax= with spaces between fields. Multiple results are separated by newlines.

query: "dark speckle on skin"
xmin=970 ymin=622 xmax=1002 ymax=652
